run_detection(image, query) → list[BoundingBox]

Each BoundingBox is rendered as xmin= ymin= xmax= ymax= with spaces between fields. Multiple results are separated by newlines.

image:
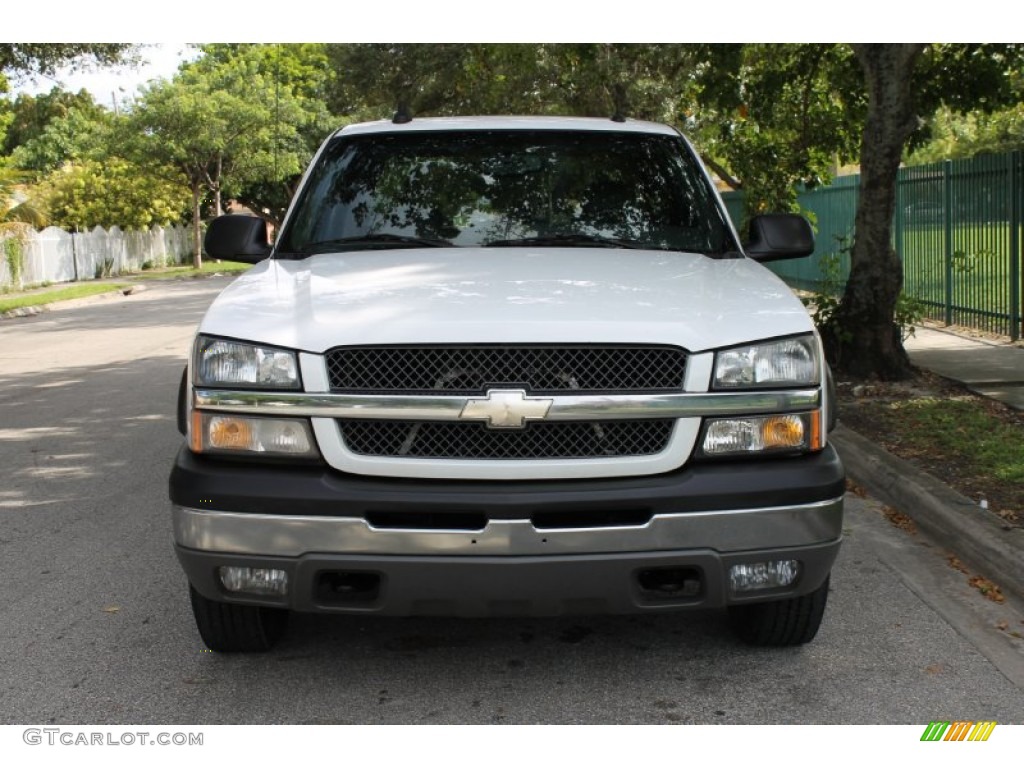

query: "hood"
xmin=199 ymin=248 xmax=813 ymax=353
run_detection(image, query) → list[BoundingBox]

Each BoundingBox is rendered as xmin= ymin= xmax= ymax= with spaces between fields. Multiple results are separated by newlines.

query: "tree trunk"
xmin=191 ymin=179 xmax=203 ymax=270
xmin=213 ymin=154 xmax=223 ymax=217
xmin=827 ymin=43 xmax=926 ymax=380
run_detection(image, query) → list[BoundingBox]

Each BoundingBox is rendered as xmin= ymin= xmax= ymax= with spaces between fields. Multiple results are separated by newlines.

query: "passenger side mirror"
xmin=204 ymin=215 xmax=272 ymax=263
xmin=744 ymin=214 xmax=814 ymax=262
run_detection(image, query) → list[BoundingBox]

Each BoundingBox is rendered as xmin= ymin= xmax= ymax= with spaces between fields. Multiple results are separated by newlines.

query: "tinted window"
xmin=279 ymin=130 xmax=733 ymax=254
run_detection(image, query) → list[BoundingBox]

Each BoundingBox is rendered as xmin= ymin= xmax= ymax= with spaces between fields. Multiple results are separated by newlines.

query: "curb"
xmin=831 ymin=424 xmax=1024 ymax=602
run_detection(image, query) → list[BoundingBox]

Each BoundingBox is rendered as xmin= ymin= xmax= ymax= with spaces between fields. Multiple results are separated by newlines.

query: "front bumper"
xmin=170 ymin=446 xmax=844 ymax=616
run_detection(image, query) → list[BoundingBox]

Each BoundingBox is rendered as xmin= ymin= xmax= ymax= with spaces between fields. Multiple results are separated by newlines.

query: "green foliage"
xmin=0 ymin=167 xmax=45 ymax=226
xmin=7 ymin=96 xmax=112 ymax=175
xmin=894 ymin=292 xmax=926 ymax=342
xmin=132 ymin=47 xmax=308 ymax=208
xmin=803 ymin=247 xmax=852 ymax=347
xmin=907 ymin=105 xmax=1024 ymax=164
xmin=323 ymin=44 xmax=864 ymax=221
xmin=326 ymin=43 xmax=716 ymax=128
xmin=2 ymin=234 xmax=25 ymax=286
xmin=0 ymin=44 xmax=135 ymax=78
xmin=200 ymin=45 xmax=336 ymax=221
xmin=1 ymin=88 xmax=105 ymax=156
xmin=883 ymin=398 xmax=1024 ymax=484
xmin=694 ymin=45 xmax=865 ymax=218
xmin=36 ymin=158 xmax=189 ymax=230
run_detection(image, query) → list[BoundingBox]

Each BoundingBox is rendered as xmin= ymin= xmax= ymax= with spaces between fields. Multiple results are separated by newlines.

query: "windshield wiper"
xmin=302 ymin=234 xmax=453 ymax=253
xmin=484 ymin=234 xmax=646 ymax=249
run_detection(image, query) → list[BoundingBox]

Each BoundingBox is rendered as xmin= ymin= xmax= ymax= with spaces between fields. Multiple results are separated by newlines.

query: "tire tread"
xmin=189 ymin=586 xmax=287 ymax=652
xmin=729 ymin=575 xmax=830 ymax=646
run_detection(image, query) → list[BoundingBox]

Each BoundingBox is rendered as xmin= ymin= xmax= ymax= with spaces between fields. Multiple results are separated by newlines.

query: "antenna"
xmin=393 ymin=102 xmax=413 ymax=124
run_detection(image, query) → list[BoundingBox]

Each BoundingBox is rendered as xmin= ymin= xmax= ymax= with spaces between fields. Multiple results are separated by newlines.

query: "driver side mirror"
xmin=204 ymin=215 xmax=272 ymax=263
xmin=744 ymin=214 xmax=814 ymax=262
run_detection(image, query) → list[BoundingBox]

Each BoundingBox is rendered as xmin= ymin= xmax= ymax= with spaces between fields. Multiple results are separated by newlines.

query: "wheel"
xmin=728 ymin=575 xmax=830 ymax=647
xmin=189 ymin=585 xmax=288 ymax=652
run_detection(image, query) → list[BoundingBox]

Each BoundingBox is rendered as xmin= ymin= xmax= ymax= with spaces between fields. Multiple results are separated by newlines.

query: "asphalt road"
xmin=1 ymin=278 xmax=1022 ymax=725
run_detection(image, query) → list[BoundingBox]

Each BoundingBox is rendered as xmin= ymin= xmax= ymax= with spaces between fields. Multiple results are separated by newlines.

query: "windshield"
xmin=277 ymin=129 xmax=736 ymax=255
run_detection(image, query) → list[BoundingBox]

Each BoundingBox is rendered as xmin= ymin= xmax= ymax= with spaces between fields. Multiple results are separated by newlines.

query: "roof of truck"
xmin=334 ymin=115 xmax=681 ymax=137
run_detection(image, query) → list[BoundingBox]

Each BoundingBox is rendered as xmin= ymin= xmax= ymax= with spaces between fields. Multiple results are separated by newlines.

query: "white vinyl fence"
xmin=0 ymin=225 xmax=193 ymax=290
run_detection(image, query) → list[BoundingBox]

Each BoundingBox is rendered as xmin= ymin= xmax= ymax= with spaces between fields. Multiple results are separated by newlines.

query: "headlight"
xmin=713 ymin=335 xmax=820 ymax=389
xmin=194 ymin=336 xmax=300 ymax=389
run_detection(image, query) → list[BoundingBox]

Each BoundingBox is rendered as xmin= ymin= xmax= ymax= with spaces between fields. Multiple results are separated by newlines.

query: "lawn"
xmin=0 ymin=282 xmax=128 ymax=313
xmin=128 ymin=260 xmax=251 ymax=280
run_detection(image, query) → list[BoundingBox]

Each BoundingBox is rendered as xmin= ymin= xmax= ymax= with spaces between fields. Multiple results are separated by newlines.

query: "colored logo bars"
xmin=920 ymin=721 xmax=997 ymax=742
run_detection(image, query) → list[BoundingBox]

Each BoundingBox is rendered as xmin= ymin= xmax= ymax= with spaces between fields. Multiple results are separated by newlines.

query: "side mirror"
xmin=204 ymin=215 xmax=272 ymax=263
xmin=745 ymin=214 xmax=814 ymax=262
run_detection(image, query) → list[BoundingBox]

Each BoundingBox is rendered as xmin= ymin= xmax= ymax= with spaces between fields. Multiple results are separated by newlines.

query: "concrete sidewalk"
xmin=905 ymin=325 xmax=1024 ymax=410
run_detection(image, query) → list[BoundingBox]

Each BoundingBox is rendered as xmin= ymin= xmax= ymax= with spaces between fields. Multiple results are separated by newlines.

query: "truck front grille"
xmin=325 ymin=345 xmax=687 ymax=394
xmin=338 ymin=420 xmax=675 ymax=460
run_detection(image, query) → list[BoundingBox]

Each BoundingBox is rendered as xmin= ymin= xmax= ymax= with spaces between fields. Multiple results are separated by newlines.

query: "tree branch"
xmin=700 ymin=154 xmax=742 ymax=190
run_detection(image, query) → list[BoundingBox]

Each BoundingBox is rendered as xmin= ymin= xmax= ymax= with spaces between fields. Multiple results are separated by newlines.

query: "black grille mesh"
xmin=339 ymin=420 xmax=675 ymax=459
xmin=326 ymin=346 xmax=686 ymax=393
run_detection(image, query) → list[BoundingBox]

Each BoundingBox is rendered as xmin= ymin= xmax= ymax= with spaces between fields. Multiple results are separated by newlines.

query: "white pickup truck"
xmin=170 ymin=116 xmax=844 ymax=651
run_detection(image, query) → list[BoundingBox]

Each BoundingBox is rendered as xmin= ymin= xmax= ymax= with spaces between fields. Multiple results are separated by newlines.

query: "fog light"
xmin=219 ymin=566 xmax=289 ymax=596
xmin=729 ymin=560 xmax=800 ymax=592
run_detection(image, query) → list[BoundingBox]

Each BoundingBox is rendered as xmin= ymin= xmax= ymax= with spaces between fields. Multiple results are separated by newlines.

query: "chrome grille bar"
xmin=194 ymin=388 xmax=821 ymax=421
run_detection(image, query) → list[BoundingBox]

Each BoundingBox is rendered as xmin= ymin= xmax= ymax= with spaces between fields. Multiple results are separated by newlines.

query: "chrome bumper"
xmin=173 ymin=497 xmax=843 ymax=558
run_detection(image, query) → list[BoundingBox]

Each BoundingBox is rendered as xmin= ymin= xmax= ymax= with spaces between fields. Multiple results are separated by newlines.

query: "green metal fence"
xmin=722 ymin=150 xmax=1024 ymax=340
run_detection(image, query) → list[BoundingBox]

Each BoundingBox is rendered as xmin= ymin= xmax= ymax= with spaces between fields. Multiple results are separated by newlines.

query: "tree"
xmin=4 ymin=90 xmax=112 ymax=175
xmin=0 ymin=44 xmax=135 ymax=79
xmin=1 ymin=88 xmax=105 ymax=156
xmin=131 ymin=51 xmax=305 ymax=266
xmin=323 ymin=44 xmax=862 ymax=217
xmin=188 ymin=44 xmax=337 ymax=223
xmin=35 ymin=158 xmax=188 ymax=231
xmin=830 ymin=44 xmax=1023 ymax=378
xmin=0 ymin=167 xmax=45 ymax=290
xmin=0 ymin=167 xmax=44 ymax=226
xmin=824 ymin=45 xmax=925 ymax=379
xmin=691 ymin=44 xmax=865 ymax=215
xmin=907 ymin=103 xmax=1024 ymax=164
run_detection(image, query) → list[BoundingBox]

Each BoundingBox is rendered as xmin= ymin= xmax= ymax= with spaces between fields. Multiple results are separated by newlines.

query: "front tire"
xmin=189 ymin=586 xmax=289 ymax=652
xmin=728 ymin=575 xmax=830 ymax=647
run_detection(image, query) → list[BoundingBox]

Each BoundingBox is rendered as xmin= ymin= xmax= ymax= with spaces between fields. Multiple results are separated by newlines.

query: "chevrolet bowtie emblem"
xmin=460 ymin=389 xmax=554 ymax=429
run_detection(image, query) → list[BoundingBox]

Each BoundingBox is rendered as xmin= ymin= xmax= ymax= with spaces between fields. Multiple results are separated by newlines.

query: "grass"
xmin=0 ymin=260 xmax=248 ymax=312
xmin=883 ymin=398 xmax=1024 ymax=484
xmin=0 ymin=283 xmax=128 ymax=313
xmin=125 ymin=260 xmax=250 ymax=281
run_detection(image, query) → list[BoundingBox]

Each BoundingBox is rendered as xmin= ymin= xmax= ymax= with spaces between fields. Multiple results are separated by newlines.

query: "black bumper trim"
xmin=177 ymin=540 xmax=841 ymax=617
xmin=168 ymin=444 xmax=845 ymax=520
